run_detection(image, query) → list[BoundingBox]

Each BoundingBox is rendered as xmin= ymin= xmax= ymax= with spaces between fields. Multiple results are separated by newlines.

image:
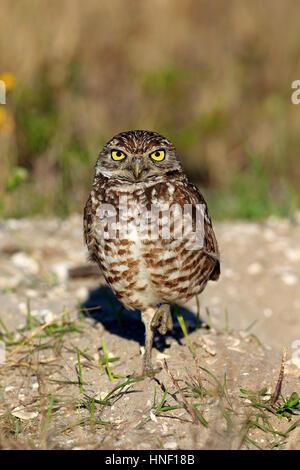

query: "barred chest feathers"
xmin=86 ymin=175 xmax=217 ymax=311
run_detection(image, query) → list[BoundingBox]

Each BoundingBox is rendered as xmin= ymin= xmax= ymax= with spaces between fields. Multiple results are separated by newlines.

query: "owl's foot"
xmin=140 ymin=352 xmax=162 ymax=378
xmin=131 ymin=355 xmax=161 ymax=379
xmin=151 ymin=304 xmax=173 ymax=335
xmin=132 ymin=365 xmax=161 ymax=379
xmin=142 ymin=363 xmax=162 ymax=378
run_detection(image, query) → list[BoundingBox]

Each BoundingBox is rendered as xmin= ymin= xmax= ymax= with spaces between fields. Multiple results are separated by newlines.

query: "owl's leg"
xmin=141 ymin=307 xmax=161 ymax=377
xmin=151 ymin=304 xmax=173 ymax=335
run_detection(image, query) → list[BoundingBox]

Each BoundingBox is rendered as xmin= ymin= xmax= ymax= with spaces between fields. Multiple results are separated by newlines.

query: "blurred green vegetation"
xmin=208 ymin=150 xmax=299 ymax=220
xmin=0 ymin=0 xmax=299 ymax=220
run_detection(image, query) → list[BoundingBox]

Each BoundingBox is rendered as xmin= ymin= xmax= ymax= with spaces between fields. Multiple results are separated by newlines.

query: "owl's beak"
xmin=131 ymin=157 xmax=144 ymax=180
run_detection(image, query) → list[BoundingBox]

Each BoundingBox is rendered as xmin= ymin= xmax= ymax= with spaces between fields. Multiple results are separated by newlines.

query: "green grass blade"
xmin=76 ymin=347 xmax=83 ymax=394
xmin=27 ymin=299 xmax=34 ymax=330
xmin=174 ymin=304 xmax=196 ymax=356
xmin=101 ymin=338 xmax=113 ymax=381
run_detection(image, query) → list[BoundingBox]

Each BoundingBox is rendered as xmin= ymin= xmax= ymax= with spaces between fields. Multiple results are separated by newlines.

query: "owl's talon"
xmin=151 ymin=304 xmax=173 ymax=335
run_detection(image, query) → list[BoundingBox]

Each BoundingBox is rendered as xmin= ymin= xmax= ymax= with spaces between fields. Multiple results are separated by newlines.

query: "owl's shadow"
xmin=81 ymin=286 xmax=204 ymax=352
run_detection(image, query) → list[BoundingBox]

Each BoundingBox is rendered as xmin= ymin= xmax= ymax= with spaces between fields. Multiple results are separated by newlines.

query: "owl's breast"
xmin=90 ymin=178 xmax=217 ymax=310
xmin=96 ymin=223 xmax=161 ymax=310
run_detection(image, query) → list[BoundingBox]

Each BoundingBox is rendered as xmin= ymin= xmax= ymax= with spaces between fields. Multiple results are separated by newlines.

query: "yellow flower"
xmin=0 ymin=72 xmax=16 ymax=91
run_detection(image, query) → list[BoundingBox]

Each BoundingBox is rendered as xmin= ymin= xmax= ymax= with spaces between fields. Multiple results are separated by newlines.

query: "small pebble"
xmin=25 ymin=289 xmax=38 ymax=298
xmin=281 ymin=273 xmax=298 ymax=285
xmin=51 ymin=262 xmax=72 ymax=282
xmin=11 ymin=407 xmax=38 ymax=420
xmin=75 ymin=286 xmax=88 ymax=301
xmin=285 ymin=248 xmax=300 ymax=262
xmin=156 ymin=352 xmax=170 ymax=360
xmin=18 ymin=302 xmax=27 ymax=315
xmin=11 ymin=252 xmax=39 ymax=274
xmin=149 ymin=410 xmax=158 ymax=423
xmin=161 ymin=423 xmax=169 ymax=433
xmin=40 ymin=309 xmax=55 ymax=323
xmin=164 ymin=440 xmax=178 ymax=450
xmin=263 ymin=308 xmax=273 ymax=318
xmin=247 ymin=262 xmax=263 ymax=275
xmin=202 ymin=336 xmax=216 ymax=356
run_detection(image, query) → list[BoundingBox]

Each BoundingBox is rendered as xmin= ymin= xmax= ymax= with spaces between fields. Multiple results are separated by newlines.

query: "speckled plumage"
xmin=84 ymin=130 xmax=220 ymax=375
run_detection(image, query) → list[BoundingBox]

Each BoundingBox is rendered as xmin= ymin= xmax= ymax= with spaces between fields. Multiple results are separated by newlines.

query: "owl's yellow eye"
xmin=149 ymin=149 xmax=166 ymax=162
xmin=111 ymin=150 xmax=127 ymax=161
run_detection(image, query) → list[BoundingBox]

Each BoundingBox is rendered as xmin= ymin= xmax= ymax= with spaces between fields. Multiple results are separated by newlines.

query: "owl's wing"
xmin=83 ymin=194 xmax=98 ymax=263
xmin=184 ymin=182 xmax=220 ymax=282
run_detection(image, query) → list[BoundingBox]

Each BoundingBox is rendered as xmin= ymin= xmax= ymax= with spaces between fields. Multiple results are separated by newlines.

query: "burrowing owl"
xmin=84 ymin=130 xmax=220 ymax=376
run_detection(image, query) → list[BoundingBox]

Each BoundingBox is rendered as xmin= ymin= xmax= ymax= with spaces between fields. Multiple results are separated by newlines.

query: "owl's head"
xmin=95 ymin=130 xmax=183 ymax=182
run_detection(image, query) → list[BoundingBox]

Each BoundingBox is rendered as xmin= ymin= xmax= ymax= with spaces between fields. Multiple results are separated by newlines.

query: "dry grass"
xmin=0 ymin=0 xmax=300 ymax=218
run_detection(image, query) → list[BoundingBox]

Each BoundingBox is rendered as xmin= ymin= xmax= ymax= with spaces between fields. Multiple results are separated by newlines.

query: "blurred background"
xmin=0 ymin=0 xmax=300 ymax=220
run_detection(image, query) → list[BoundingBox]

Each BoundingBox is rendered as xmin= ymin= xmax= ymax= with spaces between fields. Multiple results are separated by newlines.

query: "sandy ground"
xmin=0 ymin=214 xmax=299 ymax=450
